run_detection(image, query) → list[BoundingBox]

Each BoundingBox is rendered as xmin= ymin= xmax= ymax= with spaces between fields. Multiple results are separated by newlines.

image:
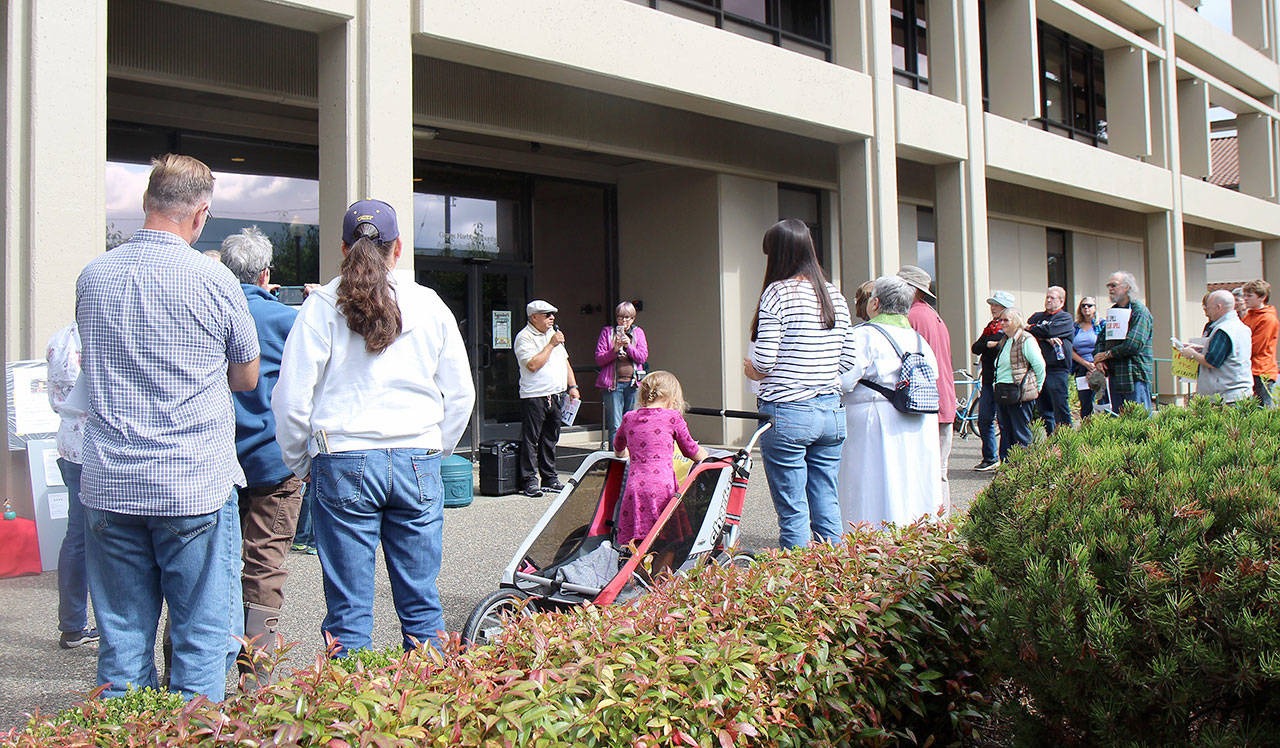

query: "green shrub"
xmin=5 ymin=521 xmax=988 ymax=747
xmin=965 ymin=399 xmax=1280 ymax=745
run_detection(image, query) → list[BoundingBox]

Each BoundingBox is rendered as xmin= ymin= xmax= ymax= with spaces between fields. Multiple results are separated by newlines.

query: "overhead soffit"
xmin=108 ymin=0 xmax=837 ymax=186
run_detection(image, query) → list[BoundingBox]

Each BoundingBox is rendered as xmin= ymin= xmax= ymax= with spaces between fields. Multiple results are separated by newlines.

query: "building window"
xmin=892 ymin=0 xmax=929 ymax=91
xmin=1037 ymin=23 xmax=1108 ymax=146
xmin=1209 ymin=243 xmax=1237 ymax=260
xmin=778 ymin=185 xmax=827 ymax=270
xmin=978 ymin=0 xmax=989 ymax=110
xmin=916 ymin=206 xmax=936 ymax=281
xmin=641 ymin=0 xmax=831 ymax=60
xmin=1047 ymin=228 xmax=1069 ymax=294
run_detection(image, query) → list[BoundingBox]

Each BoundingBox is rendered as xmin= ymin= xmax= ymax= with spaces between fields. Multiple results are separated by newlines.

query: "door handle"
xmin=477 ymin=341 xmax=492 ymax=369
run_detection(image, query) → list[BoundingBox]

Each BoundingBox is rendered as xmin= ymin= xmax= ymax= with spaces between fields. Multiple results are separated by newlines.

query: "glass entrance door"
xmin=416 ymin=260 xmax=528 ymax=453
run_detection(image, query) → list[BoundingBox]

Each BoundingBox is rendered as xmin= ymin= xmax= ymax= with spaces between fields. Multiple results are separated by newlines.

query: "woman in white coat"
xmin=837 ymin=275 xmax=944 ymax=528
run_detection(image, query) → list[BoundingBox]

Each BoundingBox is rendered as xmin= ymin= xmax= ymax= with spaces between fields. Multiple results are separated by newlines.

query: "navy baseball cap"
xmin=342 ymin=199 xmax=399 ymax=245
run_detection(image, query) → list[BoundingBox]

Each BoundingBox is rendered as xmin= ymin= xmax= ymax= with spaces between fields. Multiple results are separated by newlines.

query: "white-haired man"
xmin=1183 ymin=290 xmax=1253 ymax=403
xmin=76 ymin=154 xmax=259 ymax=701
xmin=220 ymin=226 xmax=302 ymax=683
xmin=1093 ymin=271 xmax=1154 ymax=413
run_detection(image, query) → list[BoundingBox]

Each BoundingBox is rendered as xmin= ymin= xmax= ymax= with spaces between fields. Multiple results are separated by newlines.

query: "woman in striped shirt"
xmin=745 ymin=219 xmax=856 ymax=549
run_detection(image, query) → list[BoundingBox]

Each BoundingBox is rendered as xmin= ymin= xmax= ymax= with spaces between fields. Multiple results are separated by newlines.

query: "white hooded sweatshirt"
xmin=272 ymin=273 xmax=475 ymax=479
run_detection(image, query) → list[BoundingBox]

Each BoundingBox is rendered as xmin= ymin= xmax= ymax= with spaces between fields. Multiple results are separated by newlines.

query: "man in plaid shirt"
xmin=77 ymin=154 xmax=260 ymax=700
xmin=1094 ymin=271 xmax=1154 ymax=414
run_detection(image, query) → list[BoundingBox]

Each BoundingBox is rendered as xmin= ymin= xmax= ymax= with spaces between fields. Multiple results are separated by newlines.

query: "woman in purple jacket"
xmin=595 ymin=301 xmax=649 ymax=448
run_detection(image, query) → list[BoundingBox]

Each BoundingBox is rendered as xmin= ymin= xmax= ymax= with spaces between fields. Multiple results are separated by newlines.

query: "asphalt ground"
xmin=0 ymin=436 xmax=993 ymax=732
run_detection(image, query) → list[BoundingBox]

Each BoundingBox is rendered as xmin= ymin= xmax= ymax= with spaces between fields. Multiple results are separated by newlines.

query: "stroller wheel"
xmin=713 ymin=549 xmax=757 ymax=569
xmin=462 ymin=589 xmax=533 ymax=647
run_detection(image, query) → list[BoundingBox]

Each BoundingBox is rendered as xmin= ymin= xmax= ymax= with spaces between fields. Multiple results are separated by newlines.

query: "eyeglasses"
xmin=1105 ymin=282 xmax=1120 ymax=288
xmin=540 ymin=312 xmax=556 ymax=318
xmin=1081 ymin=303 xmax=1095 ymax=308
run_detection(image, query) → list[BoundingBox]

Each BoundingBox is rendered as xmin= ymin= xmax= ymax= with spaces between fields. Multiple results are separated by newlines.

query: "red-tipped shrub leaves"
xmin=5 ymin=521 xmax=988 ymax=747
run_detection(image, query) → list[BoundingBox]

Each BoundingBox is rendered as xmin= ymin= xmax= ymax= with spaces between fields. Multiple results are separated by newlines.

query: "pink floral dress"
xmin=613 ymin=407 xmax=702 ymax=545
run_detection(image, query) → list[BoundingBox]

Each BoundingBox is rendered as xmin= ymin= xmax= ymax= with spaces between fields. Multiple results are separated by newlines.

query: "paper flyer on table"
xmin=560 ymin=395 xmax=580 ymax=426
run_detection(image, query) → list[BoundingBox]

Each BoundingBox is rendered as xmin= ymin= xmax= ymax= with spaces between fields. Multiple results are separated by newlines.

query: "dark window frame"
xmin=1036 ymin=22 xmax=1108 ymax=146
xmin=643 ymin=0 xmax=831 ymax=60
xmin=778 ymin=183 xmax=827 ymax=272
xmin=1046 ymin=228 xmax=1070 ymax=297
xmin=891 ymin=0 xmax=929 ymax=90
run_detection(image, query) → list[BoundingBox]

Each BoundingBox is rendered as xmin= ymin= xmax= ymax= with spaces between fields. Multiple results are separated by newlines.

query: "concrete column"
xmin=837 ymin=140 xmax=877 ymax=289
xmin=1149 ymin=0 xmax=1189 ymax=403
xmin=1264 ymin=238 xmax=1280 ymax=283
xmin=1104 ymin=47 xmax=1152 ymax=159
xmin=717 ymin=175 xmax=776 ymax=445
xmin=1177 ymin=78 xmax=1210 ymax=178
xmin=1233 ymin=0 xmax=1269 ymax=51
xmin=1237 ymin=112 xmax=1277 ymax=199
xmin=2 ymin=0 xmax=107 ymax=509
xmin=831 ymin=0 xmax=868 ymax=73
xmin=925 ymin=0 xmax=962 ymax=102
xmin=933 ymin=0 xmax=990 ymax=372
xmin=985 ymin=0 xmax=1040 ymax=121
xmin=835 ymin=0 xmax=900 ymax=287
xmin=1145 ymin=212 xmax=1185 ymax=399
xmin=318 ymin=0 xmax=413 ymax=280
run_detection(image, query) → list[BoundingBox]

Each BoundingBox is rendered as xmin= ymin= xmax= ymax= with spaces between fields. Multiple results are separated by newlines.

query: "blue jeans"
xmin=1036 ymin=369 xmax=1072 ymax=432
xmin=758 ymin=394 xmax=846 ymax=549
xmin=603 ymin=384 xmax=637 ymax=446
xmin=56 ymin=459 xmax=90 ymax=634
xmin=1110 ymin=379 xmax=1153 ymax=414
xmin=977 ymin=383 xmax=998 ymax=462
xmin=996 ymin=401 xmax=1034 ymax=460
xmin=293 ymin=483 xmax=315 ymax=546
xmin=84 ymin=492 xmax=241 ymax=700
xmin=310 ymin=448 xmax=445 ymax=656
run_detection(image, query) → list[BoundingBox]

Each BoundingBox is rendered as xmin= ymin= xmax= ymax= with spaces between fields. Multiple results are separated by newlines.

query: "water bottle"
xmin=1052 ymin=338 xmax=1065 ymax=361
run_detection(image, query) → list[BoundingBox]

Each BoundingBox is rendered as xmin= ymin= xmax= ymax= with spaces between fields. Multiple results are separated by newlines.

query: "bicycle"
xmin=952 ymin=369 xmax=983 ymax=439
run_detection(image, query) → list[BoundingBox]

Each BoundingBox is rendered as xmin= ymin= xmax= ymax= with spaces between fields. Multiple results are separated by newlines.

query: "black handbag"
xmin=993 ymin=338 xmax=1032 ymax=405
xmin=993 ymin=380 xmax=1026 ymax=405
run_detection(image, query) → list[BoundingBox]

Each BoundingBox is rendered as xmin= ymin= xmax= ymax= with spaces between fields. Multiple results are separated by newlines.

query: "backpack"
xmin=857 ymin=323 xmax=940 ymax=415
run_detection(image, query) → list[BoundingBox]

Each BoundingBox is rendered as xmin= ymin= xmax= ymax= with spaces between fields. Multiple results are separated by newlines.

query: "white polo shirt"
xmin=514 ymin=323 xmax=569 ymax=398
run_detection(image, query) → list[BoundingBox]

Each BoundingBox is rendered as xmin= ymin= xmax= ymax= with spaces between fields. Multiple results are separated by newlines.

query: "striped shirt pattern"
xmin=751 ymin=278 xmax=856 ymax=403
xmin=76 ymin=229 xmax=260 ymax=516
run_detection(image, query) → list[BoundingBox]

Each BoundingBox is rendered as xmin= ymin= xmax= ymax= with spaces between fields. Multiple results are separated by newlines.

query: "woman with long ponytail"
xmin=273 ymin=199 xmax=475 ymax=657
xmin=744 ymin=219 xmax=856 ymax=549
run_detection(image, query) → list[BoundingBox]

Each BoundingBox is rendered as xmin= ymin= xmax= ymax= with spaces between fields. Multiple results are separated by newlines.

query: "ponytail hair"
xmin=337 ymin=224 xmax=401 ymax=354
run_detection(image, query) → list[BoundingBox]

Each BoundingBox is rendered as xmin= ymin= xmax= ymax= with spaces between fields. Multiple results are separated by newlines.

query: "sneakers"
xmin=520 ymin=485 xmax=543 ymax=498
xmin=973 ymin=459 xmax=1001 ymax=472
xmin=541 ymin=479 xmax=566 ymax=493
xmin=291 ymin=543 xmax=318 ymax=555
xmin=59 ymin=627 xmax=99 ymax=649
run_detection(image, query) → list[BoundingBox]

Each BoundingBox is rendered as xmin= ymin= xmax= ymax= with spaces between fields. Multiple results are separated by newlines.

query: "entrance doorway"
xmin=413 ymin=164 xmax=614 ymax=453
xmin=416 ymin=259 xmax=529 ymax=451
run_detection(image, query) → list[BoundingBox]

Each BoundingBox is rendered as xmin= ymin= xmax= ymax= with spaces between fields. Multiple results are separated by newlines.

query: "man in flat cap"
xmin=514 ymin=300 xmax=580 ymax=498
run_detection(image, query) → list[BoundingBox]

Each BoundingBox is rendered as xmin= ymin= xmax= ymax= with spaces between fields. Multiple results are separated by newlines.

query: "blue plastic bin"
xmin=441 ymin=454 xmax=475 ymax=508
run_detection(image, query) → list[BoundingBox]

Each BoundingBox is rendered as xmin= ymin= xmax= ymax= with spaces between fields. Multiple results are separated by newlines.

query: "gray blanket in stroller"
xmin=556 ymin=541 xmax=620 ymax=589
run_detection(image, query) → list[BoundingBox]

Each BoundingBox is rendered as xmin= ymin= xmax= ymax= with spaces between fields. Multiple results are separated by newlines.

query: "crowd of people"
xmin=42 ymin=154 xmax=1279 ymax=703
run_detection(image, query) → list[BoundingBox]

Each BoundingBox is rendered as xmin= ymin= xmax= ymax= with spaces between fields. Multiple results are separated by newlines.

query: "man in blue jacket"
xmin=221 ymin=227 xmax=302 ymax=682
xmin=1027 ymin=286 xmax=1075 ymax=432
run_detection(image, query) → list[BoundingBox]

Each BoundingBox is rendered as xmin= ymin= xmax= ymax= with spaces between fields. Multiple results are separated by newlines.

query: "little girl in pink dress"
xmin=613 ymin=371 xmax=709 ymax=546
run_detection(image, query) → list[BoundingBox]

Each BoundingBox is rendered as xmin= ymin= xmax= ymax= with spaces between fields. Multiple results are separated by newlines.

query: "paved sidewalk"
xmin=0 ymin=437 xmax=991 ymax=731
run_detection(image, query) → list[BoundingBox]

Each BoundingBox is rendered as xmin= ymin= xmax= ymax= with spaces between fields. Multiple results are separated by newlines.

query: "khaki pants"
xmin=238 ymin=476 xmax=304 ymax=610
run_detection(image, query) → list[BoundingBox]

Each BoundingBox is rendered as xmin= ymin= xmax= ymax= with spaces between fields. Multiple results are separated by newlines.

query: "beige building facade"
xmin=4 ymin=0 xmax=1280 ymax=506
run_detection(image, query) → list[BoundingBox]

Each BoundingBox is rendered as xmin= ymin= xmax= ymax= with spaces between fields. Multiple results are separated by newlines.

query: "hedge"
xmin=5 ymin=520 xmax=988 ymax=747
xmin=965 ymin=398 xmax=1280 ymax=744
